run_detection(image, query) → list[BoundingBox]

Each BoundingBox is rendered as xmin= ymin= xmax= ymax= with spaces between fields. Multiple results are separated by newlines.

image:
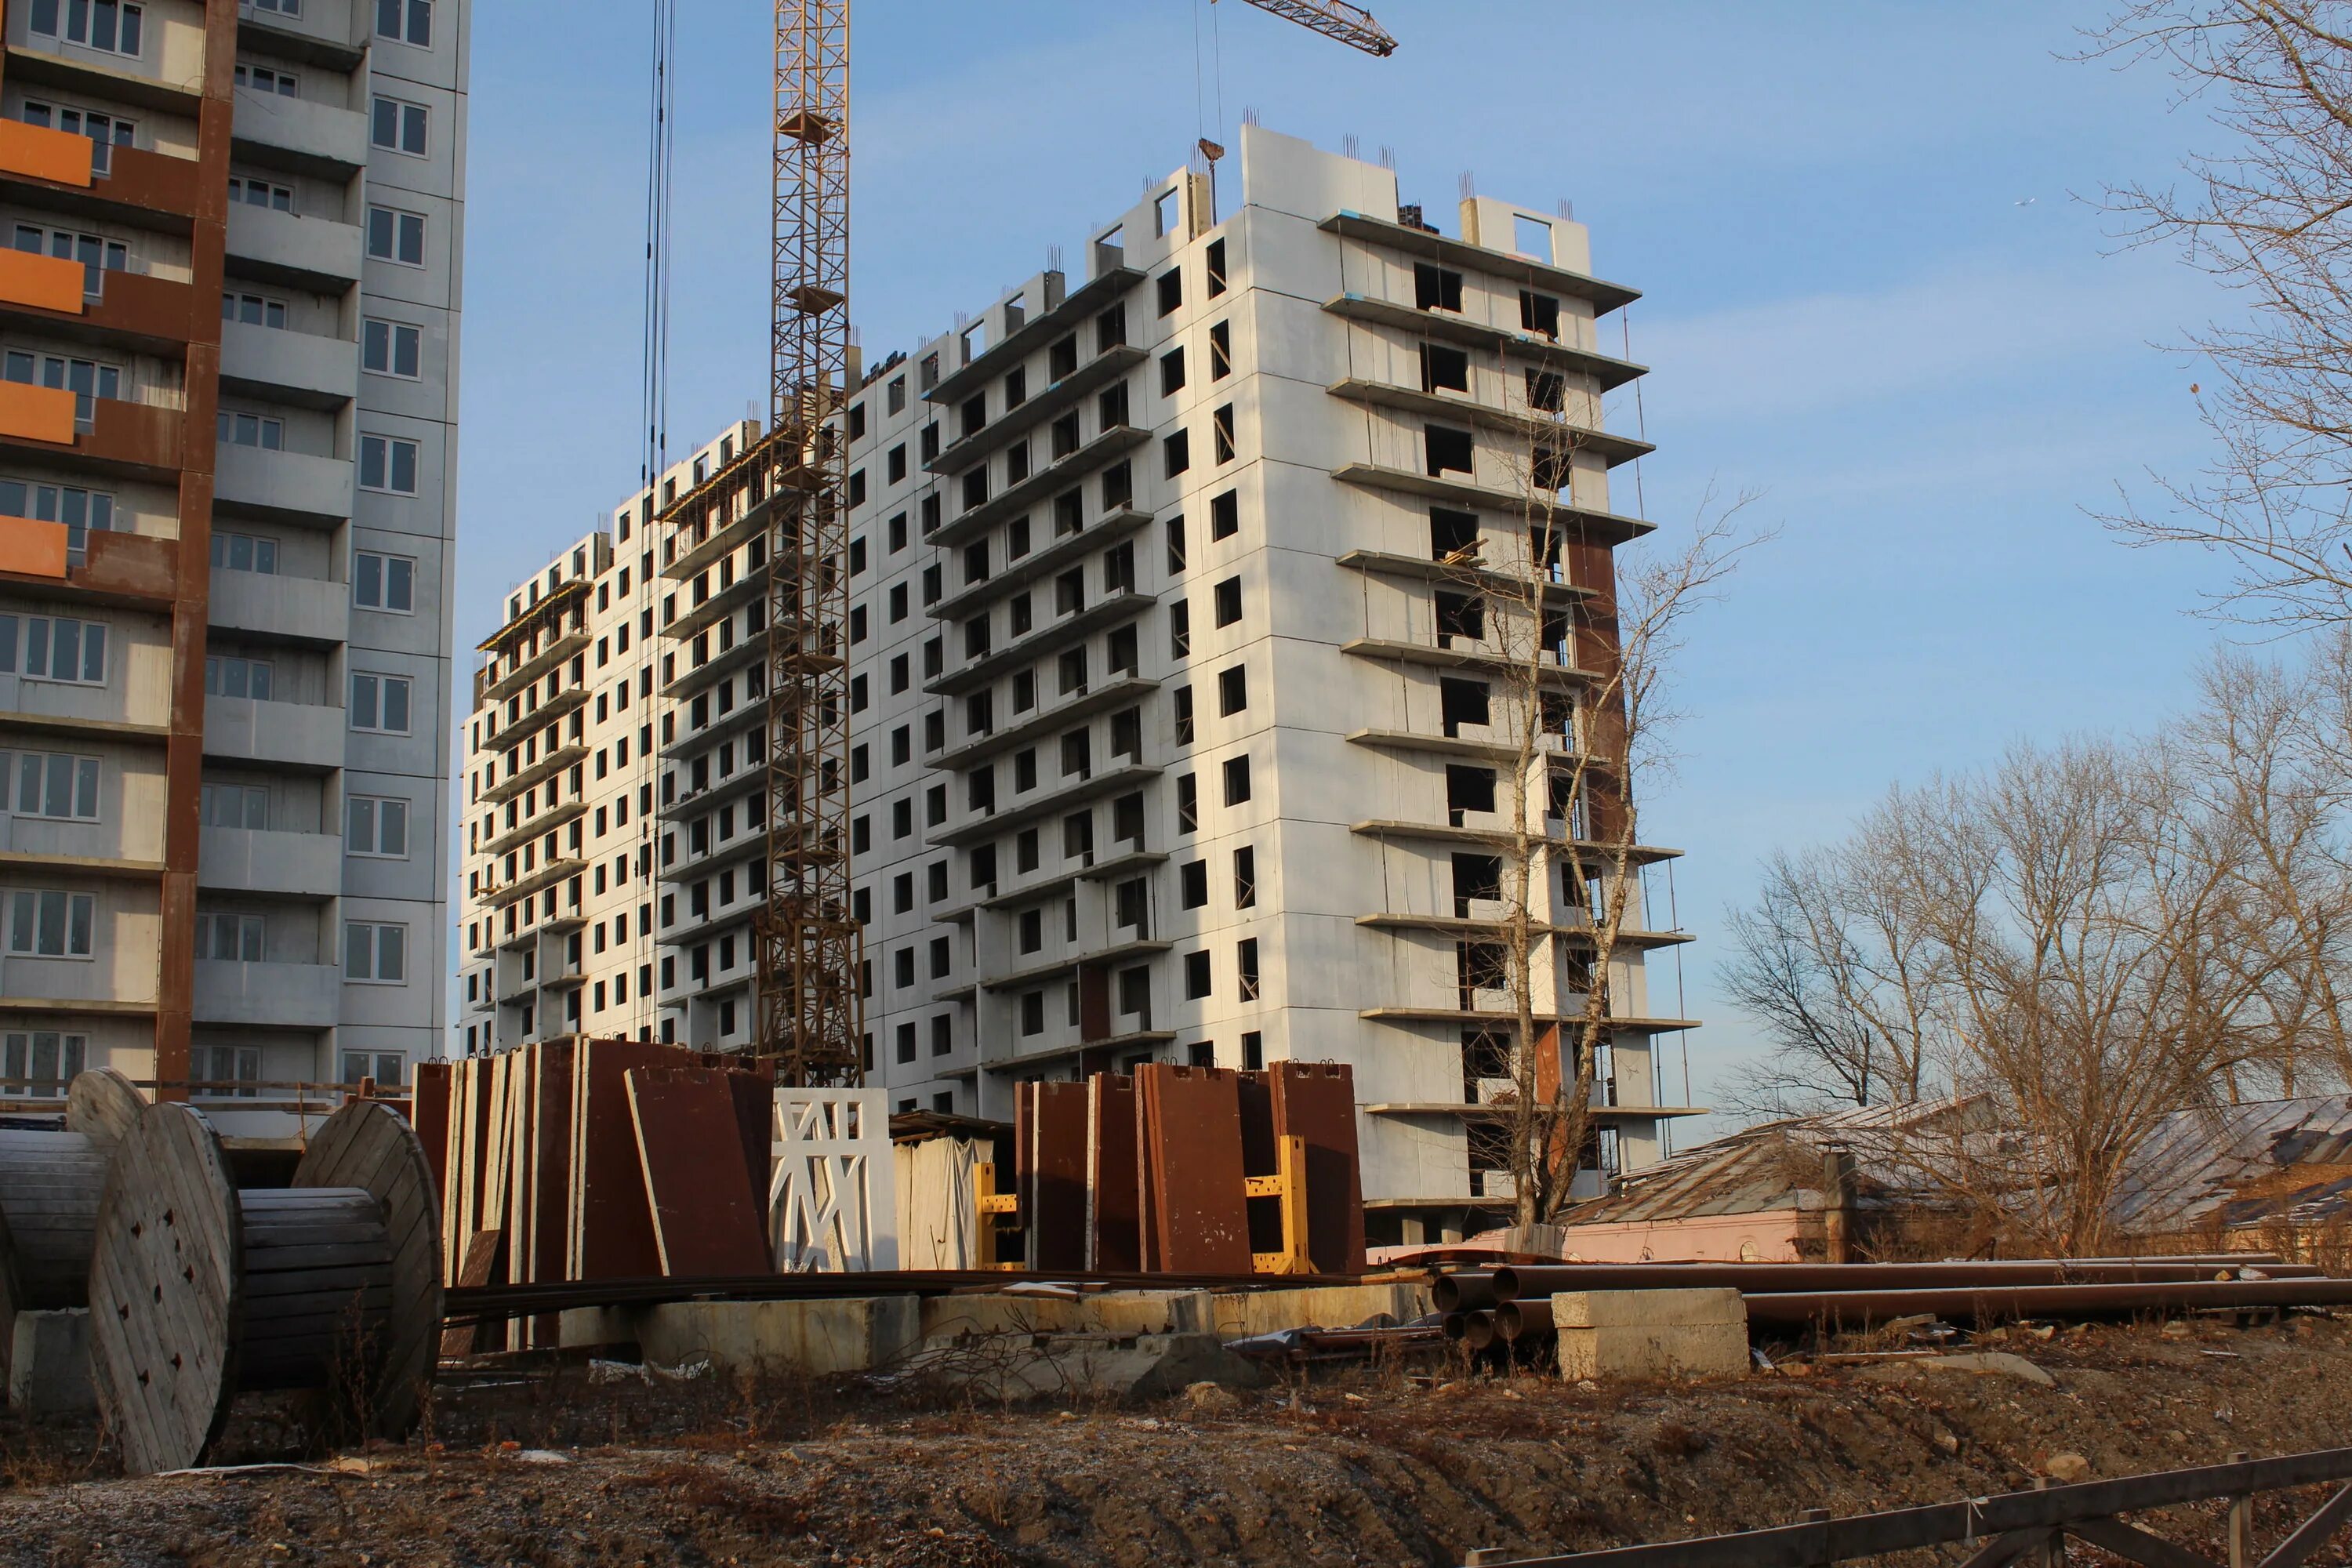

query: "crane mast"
xmin=757 ymin=0 xmax=861 ymax=1087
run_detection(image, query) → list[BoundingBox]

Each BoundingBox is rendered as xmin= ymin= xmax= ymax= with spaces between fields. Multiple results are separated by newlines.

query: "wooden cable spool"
xmin=0 ymin=1069 xmax=146 ymax=1374
xmin=89 ymin=1098 xmax=441 ymax=1475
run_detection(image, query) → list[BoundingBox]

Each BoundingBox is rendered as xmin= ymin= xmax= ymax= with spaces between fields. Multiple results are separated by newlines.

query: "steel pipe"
xmin=1495 ymin=1297 xmax=1553 ymax=1341
xmin=1485 ymin=1258 xmax=2312 ymax=1303
xmin=1742 ymin=1276 xmax=2352 ymax=1330
xmin=1431 ymin=1271 xmax=1500 ymax=1312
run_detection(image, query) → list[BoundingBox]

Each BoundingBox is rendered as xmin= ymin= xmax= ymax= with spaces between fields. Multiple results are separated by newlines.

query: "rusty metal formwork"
xmin=757 ymin=0 xmax=863 ymax=1087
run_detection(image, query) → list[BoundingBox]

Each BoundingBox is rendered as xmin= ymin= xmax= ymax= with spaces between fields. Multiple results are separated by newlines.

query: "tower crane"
xmin=755 ymin=1 xmax=1394 ymax=1087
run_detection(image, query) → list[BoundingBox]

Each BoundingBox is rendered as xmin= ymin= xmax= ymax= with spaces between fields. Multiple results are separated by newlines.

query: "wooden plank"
xmin=2259 ymin=1482 xmax=2352 ymax=1568
xmin=2067 ymin=1517 xmax=2220 ymax=1568
xmin=572 ymin=1040 xmax=673 ymax=1279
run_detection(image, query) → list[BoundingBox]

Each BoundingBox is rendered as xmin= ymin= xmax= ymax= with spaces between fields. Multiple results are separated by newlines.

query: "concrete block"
xmin=633 ymin=1295 xmax=921 ymax=1377
xmin=557 ymin=1306 xmax=637 ymax=1351
xmin=1204 ymin=1281 xmax=1432 ymax=1339
xmin=1552 ymin=1287 xmax=1745 ymax=1330
xmin=1093 ymin=1289 xmax=1214 ymax=1335
xmin=920 ymin=1294 xmax=1091 ymax=1341
xmin=7 ymin=1308 xmax=95 ymax=1416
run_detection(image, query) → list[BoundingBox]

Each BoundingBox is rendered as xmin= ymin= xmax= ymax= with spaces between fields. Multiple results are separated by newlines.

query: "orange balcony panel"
xmin=0 ymin=519 xmax=68 ymax=579
xmin=0 ymin=122 xmax=93 ymax=190
xmin=0 ymin=249 xmax=85 ymax=316
xmin=0 ymin=382 xmax=77 ymax=446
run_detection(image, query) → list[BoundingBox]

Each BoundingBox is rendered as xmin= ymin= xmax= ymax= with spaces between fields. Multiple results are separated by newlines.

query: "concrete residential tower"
xmin=848 ymin=127 xmax=1697 ymax=1240
xmin=0 ymin=0 xmax=466 ymax=1114
xmin=456 ymin=422 xmax=757 ymax=1058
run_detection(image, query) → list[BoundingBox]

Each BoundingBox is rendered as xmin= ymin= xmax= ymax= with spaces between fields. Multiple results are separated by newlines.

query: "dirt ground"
xmin=6 ymin=1312 xmax=2352 ymax=1567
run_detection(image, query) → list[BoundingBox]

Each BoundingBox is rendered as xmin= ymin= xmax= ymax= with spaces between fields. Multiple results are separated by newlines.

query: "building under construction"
xmin=456 ymin=126 xmax=1698 ymax=1246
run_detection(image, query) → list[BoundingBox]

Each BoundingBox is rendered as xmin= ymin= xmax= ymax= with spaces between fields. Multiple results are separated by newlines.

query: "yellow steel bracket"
xmin=974 ymin=1160 xmax=1023 ymax=1271
xmin=1248 ymin=1134 xmax=1314 ymax=1275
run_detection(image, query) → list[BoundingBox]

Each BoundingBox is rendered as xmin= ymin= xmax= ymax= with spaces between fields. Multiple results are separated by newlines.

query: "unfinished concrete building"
xmin=0 ymin=0 xmax=466 ymax=1123
xmin=848 ymin=127 xmax=1697 ymax=1241
xmin=456 ymin=422 xmax=757 ymax=1058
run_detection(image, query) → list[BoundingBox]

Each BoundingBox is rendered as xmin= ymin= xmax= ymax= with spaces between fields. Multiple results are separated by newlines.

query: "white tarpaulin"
xmin=894 ymin=1134 xmax=980 ymax=1269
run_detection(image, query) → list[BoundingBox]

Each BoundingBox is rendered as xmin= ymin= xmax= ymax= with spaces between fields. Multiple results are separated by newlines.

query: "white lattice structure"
xmin=769 ymin=1088 xmax=899 ymax=1271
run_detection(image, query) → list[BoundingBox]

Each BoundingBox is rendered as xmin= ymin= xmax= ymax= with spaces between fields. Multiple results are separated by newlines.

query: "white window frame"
xmin=374 ymin=0 xmax=430 ymax=47
xmin=227 ymin=176 xmax=292 ymax=213
xmin=349 ymin=671 xmax=413 ymax=735
xmin=345 ymin=793 xmax=408 ymax=858
xmin=360 ymin=318 xmax=422 ymax=379
xmin=2 ymin=1029 xmax=86 ymax=1095
xmin=358 ymin=434 xmax=420 ymax=495
xmin=26 ymin=0 xmax=144 ymax=60
xmin=5 ymin=888 xmax=96 ymax=958
xmin=216 ymin=409 xmax=284 ymax=450
xmin=344 ymin=920 xmax=407 ymax=983
xmin=5 ymin=350 xmax=119 ymax=426
xmin=194 ymin=909 xmax=264 ymax=962
xmin=209 ymin=529 xmax=278 ymax=575
xmin=193 ymin=1041 xmax=260 ymax=1099
xmin=202 ymin=654 xmax=274 ymax=701
xmin=338 ymin=1048 xmax=405 ymax=1087
xmin=199 ymin=782 xmax=267 ymax=829
xmin=352 ymin=547 xmax=416 ymax=612
xmin=7 ymin=750 xmax=100 ymax=821
xmin=233 ymin=61 xmax=297 ymax=96
xmin=365 ymin=205 xmax=426 ymax=267
xmin=18 ymin=101 xmax=136 ymax=174
xmin=222 ymin=291 xmax=287 ymax=329
xmin=368 ymin=95 xmax=426 ymax=157
xmin=0 ymin=484 xmax=114 ymax=554
xmin=0 ymin=615 xmax=107 ymax=685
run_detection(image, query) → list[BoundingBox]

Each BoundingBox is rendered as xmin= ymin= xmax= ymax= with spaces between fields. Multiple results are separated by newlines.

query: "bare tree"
xmin=2088 ymin=2 xmax=2352 ymax=627
xmin=1726 ymin=726 xmax=2333 ymax=1252
xmin=1444 ymin=394 xmax=1763 ymax=1228
xmin=1719 ymin=829 xmax=1951 ymax=1117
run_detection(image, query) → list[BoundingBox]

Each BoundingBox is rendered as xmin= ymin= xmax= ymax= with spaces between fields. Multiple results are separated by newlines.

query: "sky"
xmin=456 ymin=2 xmax=2245 ymax=1134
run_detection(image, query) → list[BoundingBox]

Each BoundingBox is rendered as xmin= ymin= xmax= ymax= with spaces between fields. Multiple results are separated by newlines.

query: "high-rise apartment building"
xmin=849 ymin=128 xmax=1697 ymax=1240
xmin=455 ymin=129 xmax=1696 ymax=1243
xmin=0 ymin=0 xmax=466 ymax=1112
xmin=455 ymin=422 xmax=757 ymax=1058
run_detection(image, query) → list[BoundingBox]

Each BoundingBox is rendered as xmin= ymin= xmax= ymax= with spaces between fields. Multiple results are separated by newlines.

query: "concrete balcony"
xmin=192 ymin=958 xmax=340 ymax=1029
xmin=230 ymin=87 xmax=368 ymax=177
xmin=197 ymin=825 xmax=341 ymax=898
xmin=214 ymin=441 xmax=353 ymax=529
xmin=201 ymin=694 xmax=344 ymax=771
xmin=235 ymin=0 xmax=369 ymax=71
xmin=220 ymin=320 xmax=357 ymax=411
xmin=225 ymin=205 xmax=364 ymax=293
xmin=208 ymin=567 xmax=347 ymax=646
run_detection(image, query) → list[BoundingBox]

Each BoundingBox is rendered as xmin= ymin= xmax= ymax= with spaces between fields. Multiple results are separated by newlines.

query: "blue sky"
xmin=457 ymin=2 xmax=2238 ymax=1129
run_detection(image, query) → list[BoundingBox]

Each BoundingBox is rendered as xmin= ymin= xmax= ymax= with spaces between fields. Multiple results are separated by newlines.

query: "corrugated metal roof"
xmin=1565 ymin=1098 xmax=1981 ymax=1226
xmin=2114 ymin=1095 xmax=2352 ymax=1236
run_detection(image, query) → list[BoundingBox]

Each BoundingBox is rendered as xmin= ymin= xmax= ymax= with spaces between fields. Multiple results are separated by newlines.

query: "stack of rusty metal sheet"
xmin=414 ymin=1040 xmax=774 ymax=1348
xmin=1016 ymin=1062 xmax=1366 ymax=1275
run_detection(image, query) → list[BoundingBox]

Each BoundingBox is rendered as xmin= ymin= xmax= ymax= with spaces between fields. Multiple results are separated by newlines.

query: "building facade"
xmin=454 ymin=129 xmax=1694 ymax=1243
xmin=0 ymin=0 xmax=466 ymax=1118
xmin=455 ymin=422 xmax=758 ymax=1058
